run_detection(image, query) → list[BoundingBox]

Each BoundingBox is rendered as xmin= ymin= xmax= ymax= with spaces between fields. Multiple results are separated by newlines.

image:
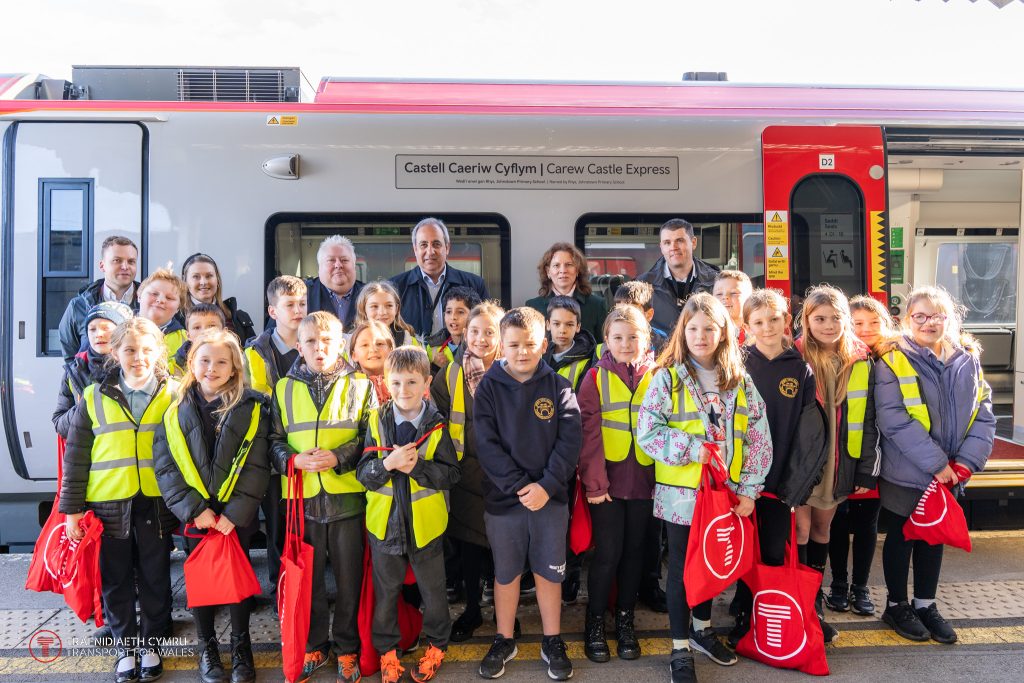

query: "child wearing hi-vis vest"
xmin=138 ymin=268 xmax=188 ymax=369
xmin=356 ymin=346 xmax=461 ymax=683
xmin=269 ymin=311 xmax=378 ymax=683
xmin=61 ymin=317 xmax=180 ymax=683
xmin=636 ymin=292 xmax=771 ymax=683
xmin=153 ymin=329 xmax=271 ymax=683
xmin=795 ymin=286 xmax=880 ymax=646
xmin=577 ymin=305 xmax=656 ymax=664
xmin=427 ymin=286 xmax=482 ymax=372
xmin=429 ymin=301 xmax=506 ymax=643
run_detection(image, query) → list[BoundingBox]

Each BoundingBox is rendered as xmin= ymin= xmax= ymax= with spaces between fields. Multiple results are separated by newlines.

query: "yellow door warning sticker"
xmin=266 ymin=115 xmax=298 ymax=126
xmin=765 ymin=210 xmax=788 ymax=247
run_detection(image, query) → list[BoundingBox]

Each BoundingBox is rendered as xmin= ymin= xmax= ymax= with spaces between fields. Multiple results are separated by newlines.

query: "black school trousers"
xmin=586 ymin=498 xmax=652 ymax=617
xmin=881 ymin=509 xmax=943 ymax=603
xmin=306 ymin=515 xmax=365 ymax=655
xmin=828 ymin=497 xmax=881 ymax=588
xmin=665 ymin=521 xmax=712 ymax=639
xmin=371 ymin=542 xmax=450 ymax=653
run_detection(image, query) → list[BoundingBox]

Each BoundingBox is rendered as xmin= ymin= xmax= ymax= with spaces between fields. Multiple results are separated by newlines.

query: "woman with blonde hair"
xmin=795 ymin=285 xmax=880 ymax=644
xmin=636 ymin=292 xmax=771 ymax=680
xmin=874 ymin=286 xmax=993 ymax=644
xmin=153 ymin=330 xmax=271 ymax=682
xmin=526 ymin=242 xmax=608 ymax=342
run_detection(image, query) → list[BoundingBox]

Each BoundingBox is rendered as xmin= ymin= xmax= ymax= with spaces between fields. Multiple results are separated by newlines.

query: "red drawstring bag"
xmin=736 ymin=511 xmax=829 ymax=676
xmin=683 ymin=445 xmax=754 ymax=607
xmin=27 ymin=437 xmax=68 ymax=594
xmin=903 ymin=476 xmax=972 ymax=553
xmin=568 ymin=475 xmax=592 ymax=555
xmin=279 ymin=458 xmax=315 ymax=683
xmin=357 ymin=542 xmax=424 ymax=675
xmin=60 ymin=510 xmax=105 ymax=626
xmin=182 ymin=524 xmax=262 ymax=608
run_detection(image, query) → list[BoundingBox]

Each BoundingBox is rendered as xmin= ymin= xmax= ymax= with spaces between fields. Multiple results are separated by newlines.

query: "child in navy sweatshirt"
xmin=474 ymin=307 xmax=582 ymax=682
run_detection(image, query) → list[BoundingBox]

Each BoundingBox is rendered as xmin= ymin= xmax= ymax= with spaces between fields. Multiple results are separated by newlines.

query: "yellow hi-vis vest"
xmin=654 ymin=367 xmax=747 ymax=489
xmin=364 ymin=414 xmax=448 ymax=549
xmin=165 ymin=328 xmax=187 ymax=366
xmin=277 ymin=374 xmax=370 ymax=498
xmin=845 ymin=359 xmax=871 ymax=459
xmin=880 ymin=348 xmax=987 ymax=437
xmin=163 ymin=401 xmax=261 ymax=503
xmin=446 ymin=362 xmax=467 ymax=461
xmin=592 ymin=343 xmax=605 ymax=363
xmin=244 ymin=346 xmax=273 ymax=396
xmin=557 ymin=359 xmax=589 ymax=392
xmin=82 ymin=380 xmax=176 ymax=502
xmin=595 ymin=368 xmax=654 ymax=466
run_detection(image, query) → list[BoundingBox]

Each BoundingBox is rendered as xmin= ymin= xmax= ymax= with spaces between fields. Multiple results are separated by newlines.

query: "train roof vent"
xmin=886 ymin=127 xmax=1024 ymax=155
xmin=70 ymin=65 xmax=301 ymax=102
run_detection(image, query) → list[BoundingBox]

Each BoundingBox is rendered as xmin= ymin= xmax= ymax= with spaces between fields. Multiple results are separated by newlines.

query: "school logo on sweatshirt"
xmin=534 ymin=397 xmax=554 ymax=420
xmin=778 ymin=377 xmax=799 ymax=398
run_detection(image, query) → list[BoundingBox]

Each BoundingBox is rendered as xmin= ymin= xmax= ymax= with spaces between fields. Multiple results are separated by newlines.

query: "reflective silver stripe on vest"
xmin=897 ymin=376 xmax=918 ymax=385
xmin=411 ymin=488 xmax=440 ymax=502
xmin=601 ymin=418 xmax=631 ymax=430
xmin=137 ymin=458 xmax=154 ymax=468
xmin=283 ymin=380 xmax=298 ymax=432
xmin=321 ymin=419 xmax=358 ymax=431
xmin=599 ymin=370 xmax=632 ymax=411
xmin=904 ymin=397 xmax=924 ymax=406
xmin=92 ymin=390 xmax=136 ymax=435
xmin=847 ymin=390 xmax=869 ymax=399
xmin=447 ymin=364 xmax=465 ymax=450
xmin=90 ymin=457 xmax=139 ymax=471
xmin=137 ymin=423 xmax=160 ymax=433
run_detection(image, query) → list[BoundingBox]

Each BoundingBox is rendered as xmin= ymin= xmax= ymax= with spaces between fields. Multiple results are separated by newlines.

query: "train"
xmin=1 ymin=67 xmax=1023 ymax=548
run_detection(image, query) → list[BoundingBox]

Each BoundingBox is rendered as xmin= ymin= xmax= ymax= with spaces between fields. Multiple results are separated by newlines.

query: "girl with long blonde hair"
xmin=355 ymin=281 xmax=422 ymax=349
xmin=153 ymin=329 xmax=271 ymax=682
xmin=637 ymin=292 xmax=772 ymax=676
xmin=796 ymin=285 xmax=880 ymax=644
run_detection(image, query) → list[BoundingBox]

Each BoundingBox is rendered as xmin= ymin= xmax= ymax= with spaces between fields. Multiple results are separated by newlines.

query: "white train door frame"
xmin=1 ymin=121 xmax=147 ymax=493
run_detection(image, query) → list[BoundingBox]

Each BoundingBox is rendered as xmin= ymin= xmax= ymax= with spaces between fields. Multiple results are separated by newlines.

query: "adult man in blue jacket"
xmin=305 ymin=235 xmax=365 ymax=331
xmin=389 ymin=218 xmax=489 ymax=339
xmin=57 ymin=235 xmax=141 ymax=362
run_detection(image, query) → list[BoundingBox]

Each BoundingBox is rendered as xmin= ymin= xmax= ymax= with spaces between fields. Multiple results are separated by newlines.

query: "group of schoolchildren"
xmin=54 ymin=254 xmax=993 ymax=683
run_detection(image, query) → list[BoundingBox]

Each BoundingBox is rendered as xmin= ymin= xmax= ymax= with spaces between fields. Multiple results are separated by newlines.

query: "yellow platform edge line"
xmin=3 ymin=627 xmax=1024 ymax=675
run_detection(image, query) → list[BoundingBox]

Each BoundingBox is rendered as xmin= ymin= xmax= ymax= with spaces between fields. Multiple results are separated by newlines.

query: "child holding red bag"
xmin=637 ymin=293 xmax=771 ymax=683
xmin=874 ymin=286 xmax=993 ymax=644
xmin=153 ymin=329 xmax=271 ymax=683
xmin=61 ymin=317 xmax=179 ymax=683
xmin=577 ymin=305 xmax=656 ymax=664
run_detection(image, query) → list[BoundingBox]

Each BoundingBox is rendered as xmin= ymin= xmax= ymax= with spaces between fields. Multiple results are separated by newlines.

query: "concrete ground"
xmin=1 ymin=530 xmax=1022 ymax=682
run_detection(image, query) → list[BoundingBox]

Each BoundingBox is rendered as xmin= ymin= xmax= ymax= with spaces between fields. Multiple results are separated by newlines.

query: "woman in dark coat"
xmin=180 ymin=252 xmax=256 ymax=344
xmin=525 ymin=242 xmax=608 ymax=342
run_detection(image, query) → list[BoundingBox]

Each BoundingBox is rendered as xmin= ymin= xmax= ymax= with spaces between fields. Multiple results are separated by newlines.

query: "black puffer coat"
xmin=52 ymin=349 xmax=108 ymax=439
xmin=152 ymin=387 xmax=271 ymax=528
xmin=59 ymin=371 xmax=179 ymax=539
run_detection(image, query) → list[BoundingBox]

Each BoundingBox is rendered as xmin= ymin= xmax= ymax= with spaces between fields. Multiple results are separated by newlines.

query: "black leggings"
xmin=733 ymin=495 xmax=791 ymax=614
xmin=665 ymin=521 xmax=712 ymax=639
xmin=460 ymin=540 xmax=492 ymax=614
xmin=586 ymin=498 xmax=653 ymax=617
xmin=828 ymin=498 xmax=880 ymax=587
xmin=881 ymin=509 xmax=943 ymax=604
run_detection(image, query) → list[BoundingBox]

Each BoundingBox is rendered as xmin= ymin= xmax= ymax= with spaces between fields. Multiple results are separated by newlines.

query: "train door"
xmin=3 ymin=122 xmax=144 ymax=481
xmin=762 ymin=126 xmax=888 ymax=311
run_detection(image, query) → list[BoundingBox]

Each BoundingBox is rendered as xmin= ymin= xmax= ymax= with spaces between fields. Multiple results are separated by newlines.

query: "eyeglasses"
xmin=910 ymin=313 xmax=948 ymax=325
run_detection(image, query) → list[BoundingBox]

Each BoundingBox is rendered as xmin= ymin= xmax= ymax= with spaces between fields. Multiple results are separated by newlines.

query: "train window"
xmin=39 ymin=179 xmax=93 ymax=356
xmin=934 ymin=241 xmax=1017 ymax=326
xmin=790 ymin=175 xmax=866 ymax=299
xmin=265 ymin=213 xmax=510 ymax=311
xmin=574 ymin=213 xmax=763 ymax=301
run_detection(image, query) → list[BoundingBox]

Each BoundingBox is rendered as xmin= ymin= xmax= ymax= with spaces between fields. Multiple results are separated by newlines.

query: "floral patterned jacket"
xmin=636 ymin=363 xmax=773 ymax=526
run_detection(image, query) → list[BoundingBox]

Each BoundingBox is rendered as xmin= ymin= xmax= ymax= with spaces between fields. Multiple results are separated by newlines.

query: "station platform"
xmin=1 ymin=530 xmax=1022 ymax=682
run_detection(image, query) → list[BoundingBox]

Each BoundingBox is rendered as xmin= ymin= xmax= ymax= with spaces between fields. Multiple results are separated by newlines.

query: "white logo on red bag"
xmin=702 ymin=511 xmax=746 ymax=580
xmin=42 ymin=524 xmax=79 ymax=589
xmin=910 ymin=479 xmax=948 ymax=528
xmin=752 ymin=589 xmax=807 ymax=661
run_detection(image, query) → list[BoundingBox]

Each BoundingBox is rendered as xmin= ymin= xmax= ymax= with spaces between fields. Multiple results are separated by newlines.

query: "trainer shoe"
xmin=726 ymin=612 xmax=749 ymax=649
xmin=540 ymin=635 xmax=573 ymax=681
xmin=378 ymin=650 xmax=403 ymax=683
xmin=478 ymin=635 xmax=517 ymax=679
xmin=451 ymin=608 xmax=484 ymax=642
xmin=669 ymin=649 xmax=697 ymax=683
xmin=298 ymin=648 xmax=330 ymax=683
xmin=850 ymin=585 xmax=875 ymax=616
xmin=825 ymin=583 xmax=850 ymax=612
xmin=882 ymin=601 xmax=930 ymax=642
xmin=688 ymin=625 xmax=737 ymax=666
xmin=411 ymin=644 xmax=446 ymax=683
xmin=916 ymin=603 xmax=957 ymax=644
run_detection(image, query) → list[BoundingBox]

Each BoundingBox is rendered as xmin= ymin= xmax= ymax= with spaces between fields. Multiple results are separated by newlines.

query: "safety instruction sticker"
xmin=765 ymin=210 xmax=789 ymax=280
xmin=266 ymin=115 xmax=298 ymax=126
